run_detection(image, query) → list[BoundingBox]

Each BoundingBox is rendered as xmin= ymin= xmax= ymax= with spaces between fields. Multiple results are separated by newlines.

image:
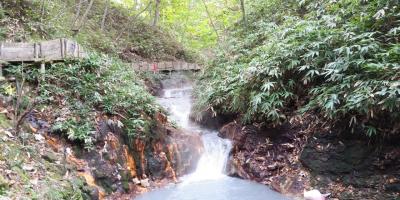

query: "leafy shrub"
xmin=40 ymin=53 xmax=159 ymax=148
xmin=195 ymin=0 xmax=400 ymax=136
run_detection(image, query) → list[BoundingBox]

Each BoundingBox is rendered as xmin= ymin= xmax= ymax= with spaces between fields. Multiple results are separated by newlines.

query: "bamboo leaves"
xmin=195 ymin=0 xmax=400 ymax=136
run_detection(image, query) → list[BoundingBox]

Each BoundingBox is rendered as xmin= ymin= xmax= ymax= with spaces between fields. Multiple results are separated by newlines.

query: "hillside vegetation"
xmin=0 ymin=0 xmax=195 ymax=61
xmin=195 ymin=0 xmax=400 ymax=136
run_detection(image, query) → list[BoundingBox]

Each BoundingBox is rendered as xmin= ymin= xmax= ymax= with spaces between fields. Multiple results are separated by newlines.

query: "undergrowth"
xmin=194 ymin=0 xmax=400 ymax=136
xmin=0 ymin=0 xmax=197 ymax=61
xmin=3 ymin=53 xmax=160 ymax=149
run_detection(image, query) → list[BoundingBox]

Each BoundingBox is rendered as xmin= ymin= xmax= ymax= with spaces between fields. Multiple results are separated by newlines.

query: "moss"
xmin=11 ymin=166 xmax=30 ymax=183
xmin=0 ymin=174 xmax=9 ymax=195
xmin=0 ymin=114 xmax=11 ymax=129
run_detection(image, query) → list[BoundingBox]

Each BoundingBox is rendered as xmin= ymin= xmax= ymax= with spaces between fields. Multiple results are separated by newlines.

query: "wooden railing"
xmin=0 ymin=38 xmax=201 ymax=75
xmin=130 ymin=61 xmax=201 ymax=72
xmin=0 ymin=38 xmax=87 ymax=62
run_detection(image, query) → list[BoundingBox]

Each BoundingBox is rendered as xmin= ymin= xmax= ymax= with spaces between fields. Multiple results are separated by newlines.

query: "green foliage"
xmin=40 ymin=53 xmax=159 ymax=148
xmin=0 ymin=0 xmax=193 ymax=61
xmin=195 ymin=0 xmax=400 ymax=136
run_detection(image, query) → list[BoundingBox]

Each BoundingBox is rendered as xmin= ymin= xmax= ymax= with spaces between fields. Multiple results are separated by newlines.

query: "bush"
xmin=195 ymin=0 xmax=400 ymax=136
xmin=40 ymin=53 xmax=160 ymax=148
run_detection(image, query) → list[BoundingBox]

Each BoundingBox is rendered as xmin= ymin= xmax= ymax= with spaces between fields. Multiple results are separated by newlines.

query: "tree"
xmin=101 ymin=0 xmax=110 ymax=31
xmin=201 ymin=0 xmax=219 ymax=41
xmin=72 ymin=0 xmax=94 ymax=36
xmin=152 ymin=0 xmax=161 ymax=27
xmin=239 ymin=0 xmax=246 ymax=24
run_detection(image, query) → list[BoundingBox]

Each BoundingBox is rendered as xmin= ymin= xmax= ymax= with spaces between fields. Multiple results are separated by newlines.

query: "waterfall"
xmin=157 ymin=74 xmax=232 ymax=182
xmin=138 ymin=73 xmax=289 ymax=200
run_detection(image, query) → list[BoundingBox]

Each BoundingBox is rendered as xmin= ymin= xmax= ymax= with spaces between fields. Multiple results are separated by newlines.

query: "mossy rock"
xmin=0 ymin=174 xmax=9 ymax=195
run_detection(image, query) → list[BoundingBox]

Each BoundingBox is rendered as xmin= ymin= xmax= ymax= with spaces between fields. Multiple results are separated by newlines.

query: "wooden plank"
xmin=2 ymin=42 xmax=32 ymax=48
xmin=0 ymin=42 xmax=3 ymax=57
xmin=64 ymin=39 xmax=68 ymax=58
xmin=34 ymin=43 xmax=38 ymax=59
xmin=1 ymin=44 xmax=36 ymax=61
xmin=41 ymin=39 xmax=62 ymax=60
xmin=60 ymin=39 xmax=63 ymax=59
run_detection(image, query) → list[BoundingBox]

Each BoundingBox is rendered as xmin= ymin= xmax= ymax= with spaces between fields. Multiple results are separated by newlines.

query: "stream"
xmin=136 ymin=73 xmax=288 ymax=200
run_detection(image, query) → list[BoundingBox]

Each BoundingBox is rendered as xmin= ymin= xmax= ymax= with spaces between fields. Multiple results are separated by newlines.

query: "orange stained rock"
xmin=166 ymin=143 xmax=176 ymax=163
xmin=107 ymin=132 xmax=120 ymax=150
xmin=67 ymin=154 xmax=87 ymax=171
xmin=29 ymin=124 xmax=38 ymax=133
xmin=45 ymin=137 xmax=62 ymax=152
xmin=78 ymin=171 xmax=105 ymax=200
xmin=160 ymin=152 xmax=177 ymax=182
xmin=123 ymin=145 xmax=137 ymax=177
xmin=153 ymin=141 xmax=163 ymax=153
xmin=155 ymin=112 xmax=168 ymax=125
xmin=134 ymin=139 xmax=147 ymax=177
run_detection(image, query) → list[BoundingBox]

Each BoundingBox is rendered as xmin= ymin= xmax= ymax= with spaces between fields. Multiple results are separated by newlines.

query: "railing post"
xmin=0 ymin=63 xmax=3 ymax=81
xmin=40 ymin=62 xmax=46 ymax=81
xmin=0 ymin=42 xmax=3 ymax=80
xmin=0 ymin=41 xmax=3 ymax=58
xmin=60 ymin=38 xmax=64 ymax=59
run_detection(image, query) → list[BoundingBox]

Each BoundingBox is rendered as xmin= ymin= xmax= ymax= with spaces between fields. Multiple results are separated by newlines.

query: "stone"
xmin=281 ymin=143 xmax=295 ymax=150
xmin=22 ymin=165 xmax=35 ymax=172
xmin=34 ymin=134 xmax=45 ymax=142
xmin=42 ymin=151 xmax=58 ymax=163
xmin=385 ymin=183 xmax=400 ymax=192
xmin=304 ymin=189 xmax=330 ymax=200
xmin=255 ymin=157 xmax=266 ymax=162
xmin=83 ymin=185 xmax=100 ymax=200
xmin=267 ymin=163 xmax=283 ymax=171
xmin=132 ymin=177 xmax=140 ymax=185
xmin=140 ymin=178 xmax=150 ymax=187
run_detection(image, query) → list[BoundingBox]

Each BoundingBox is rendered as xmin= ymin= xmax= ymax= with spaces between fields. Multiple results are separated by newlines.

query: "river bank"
xmin=196 ymin=112 xmax=400 ymax=199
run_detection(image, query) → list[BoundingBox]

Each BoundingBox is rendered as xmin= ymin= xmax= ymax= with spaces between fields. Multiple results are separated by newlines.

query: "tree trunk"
xmin=240 ymin=0 xmax=246 ymax=24
xmin=72 ymin=0 xmax=84 ymax=27
xmin=152 ymin=0 xmax=161 ymax=27
xmin=101 ymin=0 xmax=110 ymax=31
xmin=72 ymin=0 xmax=94 ymax=36
xmin=201 ymin=0 xmax=220 ymax=40
xmin=115 ymin=1 xmax=152 ymax=42
xmin=40 ymin=0 xmax=46 ymax=21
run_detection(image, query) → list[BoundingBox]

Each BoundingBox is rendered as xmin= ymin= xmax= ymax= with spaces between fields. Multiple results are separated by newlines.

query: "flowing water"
xmin=136 ymin=73 xmax=288 ymax=200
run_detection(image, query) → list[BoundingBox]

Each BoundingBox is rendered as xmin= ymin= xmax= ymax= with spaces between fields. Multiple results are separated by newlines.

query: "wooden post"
xmin=40 ymin=62 xmax=46 ymax=80
xmin=64 ymin=39 xmax=68 ymax=58
xmin=0 ymin=63 xmax=4 ymax=81
xmin=60 ymin=38 xmax=64 ymax=59
xmin=0 ymin=42 xmax=3 ymax=80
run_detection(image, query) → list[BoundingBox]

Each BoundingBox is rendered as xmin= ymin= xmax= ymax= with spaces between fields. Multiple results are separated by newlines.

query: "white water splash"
xmin=183 ymin=133 xmax=232 ymax=182
xmin=157 ymin=76 xmax=232 ymax=183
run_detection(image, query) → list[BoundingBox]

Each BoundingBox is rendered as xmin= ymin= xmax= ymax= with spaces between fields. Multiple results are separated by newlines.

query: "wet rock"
xmin=300 ymin=132 xmax=400 ymax=199
xmin=140 ymin=178 xmax=150 ymax=187
xmin=42 ymin=151 xmax=58 ymax=163
xmin=218 ymin=122 xmax=247 ymax=146
xmin=267 ymin=163 xmax=284 ymax=171
xmin=189 ymin=109 xmax=235 ymax=129
xmin=83 ymin=185 xmax=100 ymax=200
xmin=385 ymin=183 xmax=400 ymax=192
xmin=300 ymin=134 xmax=374 ymax=175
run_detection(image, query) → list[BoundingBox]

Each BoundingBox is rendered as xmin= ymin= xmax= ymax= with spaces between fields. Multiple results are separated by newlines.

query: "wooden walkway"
xmin=131 ymin=61 xmax=201 ymax=72
xmin=0 ymin=38 xmax=87 ymax=62
xmin=0 ymin=38 xmax=201 ymax=75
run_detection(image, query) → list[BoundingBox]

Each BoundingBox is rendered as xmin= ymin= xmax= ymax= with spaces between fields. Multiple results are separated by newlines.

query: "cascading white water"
xmin=137 ymin=73 xmax=288 ymax=200
xmin=157 ymin=75 xmax=232 ymax=182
